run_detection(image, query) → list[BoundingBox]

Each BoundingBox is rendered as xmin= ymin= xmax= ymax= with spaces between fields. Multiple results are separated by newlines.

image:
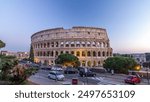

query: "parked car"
xmin=51 ymin=66 xmax=63 ymax=71
xmin=79 ymin=67 xmax=96 ymax=77
xmin=124 ymin=75 xmax=141 ymax=84
xmin=64 ymin=67 xmax=78 ymax=74
xmin=48 ymin=71 xmax=65 ymax=81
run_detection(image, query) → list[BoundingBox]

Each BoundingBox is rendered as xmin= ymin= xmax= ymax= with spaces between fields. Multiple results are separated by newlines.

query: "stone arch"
xmin=76 ymin=51 xmax=80 ymax=57
xmin=87 ymin=61 xmax=91 ymax=67
xmin=87 ymin=51 xmax=91 ymax=56
xmin=102 ymin=51 xmax=105 ymax=57
xmin=98 ymin=51 xmax=101 ymax=57
xmin=82 ymin=51 xmax=86 ymax=57
xmin=93 ymin=51 xmax=96 ymax=57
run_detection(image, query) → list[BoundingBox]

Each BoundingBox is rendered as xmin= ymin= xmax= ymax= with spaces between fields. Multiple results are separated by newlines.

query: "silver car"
xmin=48 ymin=71 xmax=65 ymax=81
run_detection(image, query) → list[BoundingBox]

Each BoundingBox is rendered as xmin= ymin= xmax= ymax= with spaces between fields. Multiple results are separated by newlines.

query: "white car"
xmin=51 ymin=66 xmax=63 ymax=71
xmin=48 ymin=71 xmax=65 ymax=81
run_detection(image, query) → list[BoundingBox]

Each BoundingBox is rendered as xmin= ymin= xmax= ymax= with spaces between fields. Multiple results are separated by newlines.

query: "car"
xmin=48 ymin=71 xmax=65 ymax=81
xmin=64 ymin=67 xmax=78 ymax=74
xmin=124 ymin=75 xmax=141 ymax=84
xmin=51 ymin=66 xmax=63 ymax=71
xmin=79 ymin=68 xmax=96 ymax=77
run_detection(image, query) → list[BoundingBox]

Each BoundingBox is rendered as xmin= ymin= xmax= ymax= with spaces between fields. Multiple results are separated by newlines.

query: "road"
xmin=28 ymin=69 xmax=148 ymax=85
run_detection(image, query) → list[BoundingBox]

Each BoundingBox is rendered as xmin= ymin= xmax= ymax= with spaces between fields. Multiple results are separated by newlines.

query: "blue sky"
xmin=0 ymin=0 xmax=150 ymax=53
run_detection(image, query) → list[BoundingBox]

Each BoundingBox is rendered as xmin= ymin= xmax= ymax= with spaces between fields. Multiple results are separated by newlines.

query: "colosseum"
xmin=31 ymin=26 xmax=113 ymax=67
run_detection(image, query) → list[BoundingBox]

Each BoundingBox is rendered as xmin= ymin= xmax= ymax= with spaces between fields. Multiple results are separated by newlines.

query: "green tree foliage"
xmin=0 ymin=55 xmax=17 ymax=80
xmin=0 ymin=40 xmax=6 ymax=49
xmin=55 ymin=53 xmax=80 ymax=67
xmin=103 ymin=56 xmax=138 ymax=74
xmin=29 ymin=44 xmax=34 ymax=62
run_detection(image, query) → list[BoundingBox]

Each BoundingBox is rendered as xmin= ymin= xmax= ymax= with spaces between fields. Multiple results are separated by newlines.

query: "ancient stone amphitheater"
xmin=31 ymin=26 xmax=113 ymax=67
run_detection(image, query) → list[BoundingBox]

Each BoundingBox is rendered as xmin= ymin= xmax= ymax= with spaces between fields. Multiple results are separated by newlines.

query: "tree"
xmin=103 ymin=56 xmax=138 ymax=74
xmin=29 ymin=44 xmax=34 ymax=62
xmin=0 ymin=40 xmax=6 ymax=49
xmin=55 ymin=53 xmax=80 ymax=67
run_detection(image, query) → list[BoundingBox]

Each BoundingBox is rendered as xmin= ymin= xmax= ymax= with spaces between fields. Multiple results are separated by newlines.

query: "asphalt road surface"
xmin=28 ymin=69 xmax=148 ymax=85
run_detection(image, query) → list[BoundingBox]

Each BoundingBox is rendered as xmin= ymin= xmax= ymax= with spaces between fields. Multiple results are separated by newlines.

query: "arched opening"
xmin=71 ymin=41 xmax=75 ymax=47
xmin=76 ymin=41 xmax=80 ymax=47
xmin=87 ymin=51 xmax=91 ymax=57
xmin=65 ymin=41 xmax=69 ymax=47
xmin=76 ymin=51 xmax=80 ymax=57
xmin=81 ymin=41 xmax=86 ymax=47
xmin=82 ymin=51 xmax=86 ymax=57
xmin=60 ymin=42 xmax=64 ymax=47
xmin=93 ymin=61 xmax=96 ymax=67
xmin=87 ymin=61 xmax=91 ymax=67
xmin=55 ymin=51 xmax=59 ymax=56
xmin=93 ymin=51 xmax=96 ymax=57
xmin=98 ymin=51 xmax=101 ymax=57
xmin=102 ymin=51 xmax=105 ymax=57
xmin=82 ymin=60 xmax=86 ymax=66
xmin=87 ymin=41 xmax=91 ymax=47
xmin=71 ymin=51 xmax=74 ymax=55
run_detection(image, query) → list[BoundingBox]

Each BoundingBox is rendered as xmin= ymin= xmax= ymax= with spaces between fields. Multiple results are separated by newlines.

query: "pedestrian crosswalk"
xmin=91 ymin=77 xmax=104 ymax=81
xmin=89 ymin=77 xmax=124 ymax=85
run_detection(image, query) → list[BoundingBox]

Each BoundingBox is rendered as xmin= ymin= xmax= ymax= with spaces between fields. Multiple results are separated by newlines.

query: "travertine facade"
xmin=31 ymin=26 xmax=113 ymax=67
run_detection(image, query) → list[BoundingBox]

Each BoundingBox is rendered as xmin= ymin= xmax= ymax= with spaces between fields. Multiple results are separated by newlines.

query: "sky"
xmin=0 ymin=0 xmax=150 ymax=53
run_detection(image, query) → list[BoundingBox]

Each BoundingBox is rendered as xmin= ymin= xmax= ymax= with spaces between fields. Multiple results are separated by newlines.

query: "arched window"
xmin=51 ymin=51 xmax=54 ymax=57
xmin=71 ymin=41 xmax=75 ymax=47
xmin=60 ymin=42 xmax=64 ymax=47
xmin=87 ymin=51 xmax=91 ymax=56
xmin=76 ymin=51 xmax=80 ymax=57
xmin=47 ymin=51 xmax=50 ymax=56
xmin=51 ymin=42 xmax=54 ymax=47
xmin=87 ymin=42 xmax=91 ymax=47
xmin=102 ymin=51 xmax=105 ymax=57
xmin=76 ymin=41 xmax=80 ymax=47
xmin=92 ymin=42 xmax=96 ymax=47
xmin=56 ymin=42 xmax=59 ymax=47
xmin=107 ymin=51 xmax=109 ymax=56
xmin=65 ymin=51 xmax=69 ymax=54
xmin=40 ymin=51 xmax=42 ymax=56
xmin=98 ymin=51 xmax=101 ymax=57
xmin=82 ymin=60 xmax=86 ymax=66
xmin=110 ymin=51 xmax=112 ymax=56
xmin=87 ymin=61 xmax=91 ymax=67
xmin=71 ymin=51 xmax=74 ymax=55
xmin=37 ymin=52 xmax=40 ymax=56
xmin=43 ymin=52 xmax=46 ymax=56
xmin=47 ymin=42 xmax=50 ymax=47
xmin=55 ymin=51 xmax=59 ymax=56
xmin=60 ymin=51 xmax=63 ymax=54
xmin=65 ymin=41 xmax=69 ymax=47
xmin=82 ymin=51 xmax=86 ymax=57
xmin=81 ymin=41 xmax=85 ymax=47
xmin=93 ymin=51 xmax=96 ymax=57
xmin=97 ymin=42 xmax=100 ymax=47
xmin=93 ymin=61 xmax=96 ymax=67
xmin=44 ymin=43 xmax=46 ymax=48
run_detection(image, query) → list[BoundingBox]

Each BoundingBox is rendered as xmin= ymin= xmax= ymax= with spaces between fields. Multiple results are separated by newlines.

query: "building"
xmin=130 ymin=53 xmax=146 ymax=64
xmin=0 ymin=51 xmax=29 ymax=60
xmin=31 ymin=26 xmax=113 ymax=67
